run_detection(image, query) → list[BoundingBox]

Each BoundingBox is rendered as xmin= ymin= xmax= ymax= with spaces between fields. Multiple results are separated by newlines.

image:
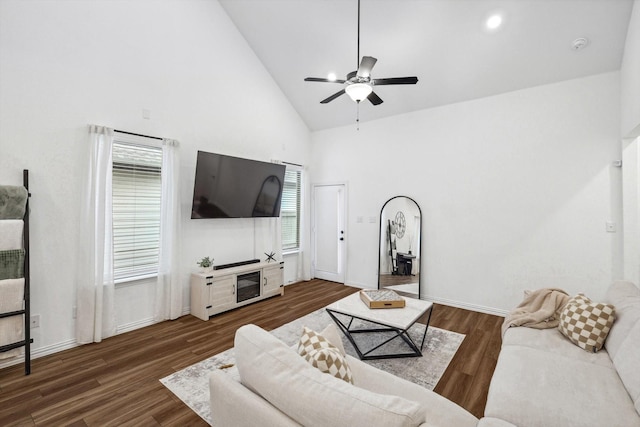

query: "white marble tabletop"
xmin=326 ymin=291 xmax=433 ymax=330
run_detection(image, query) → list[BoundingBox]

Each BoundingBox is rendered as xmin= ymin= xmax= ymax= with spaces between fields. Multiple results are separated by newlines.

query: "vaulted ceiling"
xmin=219 ymin=0 xmax=634 ymax=131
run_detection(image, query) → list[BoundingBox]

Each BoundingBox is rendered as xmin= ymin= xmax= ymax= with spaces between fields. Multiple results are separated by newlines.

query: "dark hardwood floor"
xmin=0 ymin=279 xmax=503 ymax=426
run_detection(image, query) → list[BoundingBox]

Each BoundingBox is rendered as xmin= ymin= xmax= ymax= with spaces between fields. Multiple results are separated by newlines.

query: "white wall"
xmin=621 ymin=0 xmax=640 ymax=284
xmin=621 ymin=0 xmax=640 ymax=138
xmin=0 ymin=0 xmax=311 ymax=362
xmin=311 ymin=72 xmax=622 ymax=314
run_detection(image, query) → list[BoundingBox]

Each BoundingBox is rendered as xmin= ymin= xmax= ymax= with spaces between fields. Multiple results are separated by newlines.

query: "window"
xmin=112 ymin=140 xmax=163 ymax=282
xmin=281 ymin=165 xmax=301 ymax=251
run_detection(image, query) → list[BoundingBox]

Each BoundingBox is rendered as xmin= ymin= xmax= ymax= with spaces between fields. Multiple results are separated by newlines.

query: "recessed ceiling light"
xmin=486 ymin=14 xmax=503 ymax=30
xmin=327 ymin=72 xmax=337 ymax=82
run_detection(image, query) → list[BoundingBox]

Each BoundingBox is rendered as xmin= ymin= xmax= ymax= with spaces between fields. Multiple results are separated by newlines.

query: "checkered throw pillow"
xmin=298 ymin=326 xmax=353 ymax=383
xmin=558 ymin=294 xmax=615 ymax=353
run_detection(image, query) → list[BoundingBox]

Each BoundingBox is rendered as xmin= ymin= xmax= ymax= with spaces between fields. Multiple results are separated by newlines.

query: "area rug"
xmin=160 ymin=306 xmax=465 ymax=426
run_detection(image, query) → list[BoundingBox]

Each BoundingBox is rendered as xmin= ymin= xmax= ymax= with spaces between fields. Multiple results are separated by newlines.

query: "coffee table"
xmin=325 ymin=292 xmax=433 ymax=360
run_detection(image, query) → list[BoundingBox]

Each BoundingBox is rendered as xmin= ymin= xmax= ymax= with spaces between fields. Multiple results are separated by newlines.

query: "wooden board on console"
xmin=190 ymin=261 xmax=284 ymax=321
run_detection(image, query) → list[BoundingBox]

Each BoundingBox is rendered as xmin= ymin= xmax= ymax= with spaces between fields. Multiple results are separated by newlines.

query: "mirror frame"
xmin=377 ymin=195 xmax=422 ymax=299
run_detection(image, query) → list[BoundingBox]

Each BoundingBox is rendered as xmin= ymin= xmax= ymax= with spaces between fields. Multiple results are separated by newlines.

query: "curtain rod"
xmin=114 ymin=129 xmax=163 ymax=141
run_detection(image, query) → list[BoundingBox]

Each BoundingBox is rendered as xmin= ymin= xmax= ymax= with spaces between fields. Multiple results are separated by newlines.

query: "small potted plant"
xmin=197 ymin=256 xmax=214 ymax=272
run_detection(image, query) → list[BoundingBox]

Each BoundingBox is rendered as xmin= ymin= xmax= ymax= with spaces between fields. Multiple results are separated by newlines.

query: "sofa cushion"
xmin=502 ymin=327 xmax=612 ymax=367
xmin=558 ymin=293 xmax=615 ymax=352
xmin=347 ymin=354 xmax=479 ymax=427
xmin=604 ymin=281 xmax=640 ymax=415
xmin=298 ymin=326 xmax=353 ymax=383
xmin=484 ymin=344 xmax=640 ymax=427
xmin=235 ymin=324 xmax=427 ymax=427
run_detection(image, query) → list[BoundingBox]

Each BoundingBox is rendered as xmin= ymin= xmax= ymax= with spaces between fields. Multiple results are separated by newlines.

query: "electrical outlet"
xmin=72 ymin=306 xmax=77 ymax=319
xmin=30 ymin=314 xmax=40 ymax=329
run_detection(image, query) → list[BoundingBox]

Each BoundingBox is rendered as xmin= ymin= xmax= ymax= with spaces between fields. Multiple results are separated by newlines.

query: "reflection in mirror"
xmin=378 ymin=196 xmax=421 ymax=299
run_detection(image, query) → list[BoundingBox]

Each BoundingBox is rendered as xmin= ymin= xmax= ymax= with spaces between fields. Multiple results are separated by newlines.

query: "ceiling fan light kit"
xmin=345 ymin=83 xmax=373 ymax=102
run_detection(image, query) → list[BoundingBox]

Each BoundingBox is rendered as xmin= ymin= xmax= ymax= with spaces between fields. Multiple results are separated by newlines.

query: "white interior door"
xmin=312 ymin=184 xmax=346 ymax=283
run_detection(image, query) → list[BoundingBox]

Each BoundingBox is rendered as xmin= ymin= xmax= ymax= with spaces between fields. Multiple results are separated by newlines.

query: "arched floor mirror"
xmin=378 ymin=196 xmax=421 ymax=299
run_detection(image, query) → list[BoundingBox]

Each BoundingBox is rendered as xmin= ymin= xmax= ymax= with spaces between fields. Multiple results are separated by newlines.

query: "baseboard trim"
xmin=344 ymin=281 xmax=370 ymax=289
xmin=116 ymin=306 xmax=191 ymax=334
xmin=0 ymin=338 xmax=79 ymax=370
xmin=116 ymin=317 xmax=156 ymax=334
xmin=0 ymin=307 xmax=193 ymax=371
xmin=424 ymin=295 xmax=508 ymax=317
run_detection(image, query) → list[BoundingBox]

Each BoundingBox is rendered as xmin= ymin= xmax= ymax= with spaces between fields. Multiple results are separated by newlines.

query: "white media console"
xmin=190 ymin=261 xmax=284 ymax=321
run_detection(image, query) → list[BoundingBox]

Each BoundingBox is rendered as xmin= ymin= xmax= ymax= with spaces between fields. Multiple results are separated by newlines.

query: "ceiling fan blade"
xmin=320 ymin=89 xmax=346 ymax=104
xmin=372 ymin=76 xmax=418 ymax=85
xmin=305 ymin=77 xmax=347 ymax=84
xmin=356 ymin=56 xmax=377 ymax=78
xmin=367 ymin=91 xmax=383 ymax=105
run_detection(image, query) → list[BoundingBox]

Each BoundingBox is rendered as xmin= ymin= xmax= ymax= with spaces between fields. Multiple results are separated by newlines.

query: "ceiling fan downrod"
xmin=357 ymin=0 xmax=361 ymax=71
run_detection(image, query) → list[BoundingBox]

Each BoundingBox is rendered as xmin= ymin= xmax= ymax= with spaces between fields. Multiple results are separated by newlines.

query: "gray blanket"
xmin=0 ymin=186 xmax=28 ymax=219
xmin=0 ymin=249 xmax=25 ymax=280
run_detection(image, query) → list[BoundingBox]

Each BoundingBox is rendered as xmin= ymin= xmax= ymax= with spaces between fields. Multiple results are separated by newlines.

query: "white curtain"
xmin=154 ymin=139 xmax=183 ymax=321
xmin=297 ymin=167 xmax=312 ymax=281
xmin=76 ymin=125 xmax=116 ymax=344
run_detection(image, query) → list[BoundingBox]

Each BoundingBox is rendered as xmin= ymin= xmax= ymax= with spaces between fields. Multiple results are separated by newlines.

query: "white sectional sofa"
xmin=483 ymin=280 xmax=640 ymax=427
xmin=209 ymin=280 xmax=640 ymax=426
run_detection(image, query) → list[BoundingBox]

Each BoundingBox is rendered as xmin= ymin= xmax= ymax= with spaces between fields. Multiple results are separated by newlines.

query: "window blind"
xmin=112 ymin=142 xmax=163 ymax=281
xmin=281 ymin=167 xmax=301 ymax=250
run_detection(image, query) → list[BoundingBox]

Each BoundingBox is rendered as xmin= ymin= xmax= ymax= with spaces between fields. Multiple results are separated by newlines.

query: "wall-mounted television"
xmin=191 ymin=151 xmax=286 ymax=219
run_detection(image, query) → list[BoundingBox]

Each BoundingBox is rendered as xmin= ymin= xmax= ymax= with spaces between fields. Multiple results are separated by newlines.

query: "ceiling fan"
xmin=304 ymin=0 xmax=418 ymax=106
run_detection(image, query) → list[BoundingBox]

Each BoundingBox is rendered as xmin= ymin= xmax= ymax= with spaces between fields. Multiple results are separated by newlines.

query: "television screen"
xmin=191 ymin=151 xmax=286 ymax=219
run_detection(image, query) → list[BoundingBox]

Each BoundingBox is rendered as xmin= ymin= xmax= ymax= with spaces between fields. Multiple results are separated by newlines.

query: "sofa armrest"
xmin=346 ymin=355 xmax=478 ymax=427
xmin=209 ymin=369 xmax=300 ymax=427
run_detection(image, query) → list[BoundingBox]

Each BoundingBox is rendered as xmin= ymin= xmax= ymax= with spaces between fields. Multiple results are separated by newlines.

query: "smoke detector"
xmin=572 ymin=37 xmax=589 ymax=51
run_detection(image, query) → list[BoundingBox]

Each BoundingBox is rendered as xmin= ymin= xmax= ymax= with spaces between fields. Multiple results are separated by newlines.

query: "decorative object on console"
xmin=196 ymin=256 xmax=214 ymax=272
xmin=264 ymin=251 xmax=276 ymax=262
xmin=558 ymin=293 xmax=615 ymax=353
